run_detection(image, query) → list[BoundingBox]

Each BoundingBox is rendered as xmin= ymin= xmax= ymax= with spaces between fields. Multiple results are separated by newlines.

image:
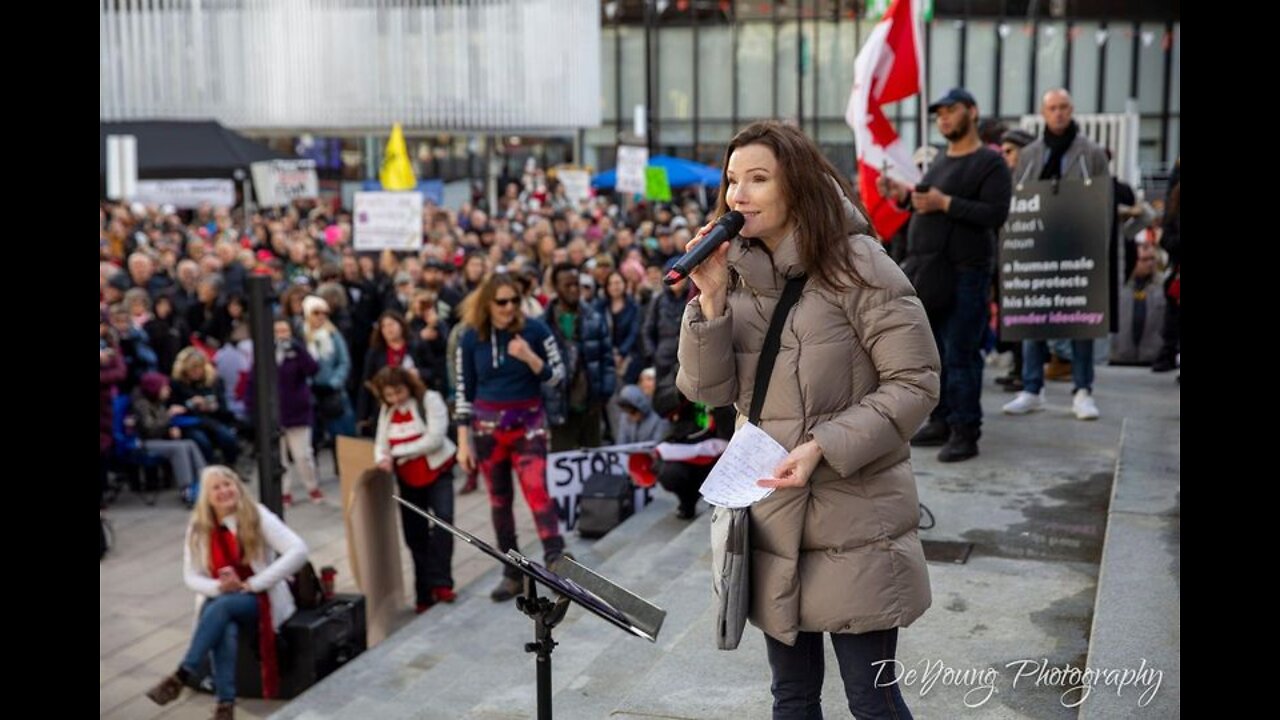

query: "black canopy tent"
xmin=99 ymin=120 xmax=295 ymax=188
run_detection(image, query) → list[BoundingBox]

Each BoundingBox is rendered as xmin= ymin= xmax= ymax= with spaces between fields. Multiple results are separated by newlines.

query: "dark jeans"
xmin=1023 ymin=339 xmax=1094 ymax=394
xmin=657 ymin=460 xmax=711 ymax=515
xmin=180 ymin=593 xmax=259 ymax=703
xmin=765 ymin=629 xmax=913 ymax=720
xmin=550 ymin=401 xmax=604 ymax=452
xmin=184 ymin=419 xmax=240 ymax=464
xmin=314 ymin=392 xmax=358 ymax=447
xmin=930 ymin=268 xmax=991 ymax=428
xmin=396 ymin=473 xmax=455 ymax=605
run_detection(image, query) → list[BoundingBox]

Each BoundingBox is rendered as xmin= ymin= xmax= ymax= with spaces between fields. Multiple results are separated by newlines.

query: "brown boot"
xmin=212 ymin=702 xmax=235 ymax=720
xmin=490 ymin=576 xmax=522 ymax=602
xmin=459 ymin=471 xmax=479 ymax=495
xmin=145 ymin=673 xmax=185 ymax=706
xmin=1044 ymin=356 xmax=1073 ymax=382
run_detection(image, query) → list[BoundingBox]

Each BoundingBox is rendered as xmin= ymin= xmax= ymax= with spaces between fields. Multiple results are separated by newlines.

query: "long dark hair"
xmin=604 ymin=270 xmax=630 ymax=303
xmin=715 ymin=121 xmax=872 ymax=291
xmin=369 ymin=310 xmax=411 ymax=351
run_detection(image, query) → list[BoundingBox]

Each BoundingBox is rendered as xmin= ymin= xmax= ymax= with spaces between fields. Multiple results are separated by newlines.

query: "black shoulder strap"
xmin=749 ymin=275 xmax=808 ymax=426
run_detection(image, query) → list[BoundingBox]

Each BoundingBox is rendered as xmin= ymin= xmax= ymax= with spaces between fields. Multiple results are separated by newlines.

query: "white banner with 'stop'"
xmin=546 ymin=439 xmax=731 ymax=531
xmin=353 ymin=192 xmax=425 ymax=250
xmin=548 ymin=442 xmax=656 ymax=533
xmin=251 ymin=159 xmax=319 ymax=207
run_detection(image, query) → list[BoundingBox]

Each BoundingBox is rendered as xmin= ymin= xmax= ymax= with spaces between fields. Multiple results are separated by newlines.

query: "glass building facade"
xmin=585 ymin=0 xmax=1180 ymax=187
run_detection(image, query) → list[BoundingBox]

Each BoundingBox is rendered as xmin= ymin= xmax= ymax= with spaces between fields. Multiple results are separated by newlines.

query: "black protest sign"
xmin=998 ymin=179 xmax=1112 ymax=341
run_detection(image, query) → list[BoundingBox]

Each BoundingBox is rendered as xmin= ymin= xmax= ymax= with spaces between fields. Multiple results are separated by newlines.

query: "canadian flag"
xmin=846 ymin=0 xmax=925 ymax=241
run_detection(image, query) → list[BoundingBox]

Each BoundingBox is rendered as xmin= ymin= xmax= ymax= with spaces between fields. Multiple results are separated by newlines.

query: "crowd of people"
xmin=98 ymin=170 xmax=734 ymax=613
xmin=102 ymin=104 xmax=1177 ymax=719
xmin=103 ymin=169 xmax=734 ymax=719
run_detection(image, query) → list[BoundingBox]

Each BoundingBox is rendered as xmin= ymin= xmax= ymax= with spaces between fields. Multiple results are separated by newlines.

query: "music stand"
xmin=393 ymin=495 xmax=666 ymax=720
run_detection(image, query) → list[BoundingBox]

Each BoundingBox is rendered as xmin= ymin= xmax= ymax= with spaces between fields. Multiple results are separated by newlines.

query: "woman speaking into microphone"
xmin=676 ymin=121 xmax=940 ymax=720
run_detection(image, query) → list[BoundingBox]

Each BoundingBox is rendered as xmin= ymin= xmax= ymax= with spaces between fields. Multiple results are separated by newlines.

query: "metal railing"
xmin=1018 ymin=108 xmax=1141 ymax=185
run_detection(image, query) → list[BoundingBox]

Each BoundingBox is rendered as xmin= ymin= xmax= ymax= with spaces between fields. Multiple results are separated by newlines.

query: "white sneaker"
xmin=1002 ymin=390 xmax=1045 ymax=415
xmin=1072 ymin=389 xmax=1100 ymax=420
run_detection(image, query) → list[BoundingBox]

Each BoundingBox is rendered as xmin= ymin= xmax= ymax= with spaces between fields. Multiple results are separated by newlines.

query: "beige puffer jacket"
xmin=677 ymin=197 xmax=940 ymax=645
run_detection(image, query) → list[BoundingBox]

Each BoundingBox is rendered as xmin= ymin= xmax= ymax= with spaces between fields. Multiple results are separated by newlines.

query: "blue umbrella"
xmin=591 ymin=155 xmax=721 ymax=191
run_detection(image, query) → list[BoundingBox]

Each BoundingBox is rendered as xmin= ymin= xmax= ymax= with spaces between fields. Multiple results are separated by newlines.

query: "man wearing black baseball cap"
xmin=422 ymin=256 xmax=463 ymax=320
xmin=877 ymin=86 xmax=1012 ymax=462
xmin=926 ymin=87 xmax=978 ymax=113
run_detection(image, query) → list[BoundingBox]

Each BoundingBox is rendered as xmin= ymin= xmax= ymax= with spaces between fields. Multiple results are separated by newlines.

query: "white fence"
xmin=1019 ymin=110 xmax=1141 ymax=185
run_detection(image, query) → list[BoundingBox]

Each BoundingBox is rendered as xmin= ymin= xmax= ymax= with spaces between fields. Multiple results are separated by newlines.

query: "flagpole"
xmin=916 ymin=0 xmax=929 ymax=173
xmin=848 ymin=0 xmax=926 ymax=242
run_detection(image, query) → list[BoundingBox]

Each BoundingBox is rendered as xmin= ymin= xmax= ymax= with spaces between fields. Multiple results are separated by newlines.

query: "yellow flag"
xmin=380 ymin=123 xmax=417 ymax=191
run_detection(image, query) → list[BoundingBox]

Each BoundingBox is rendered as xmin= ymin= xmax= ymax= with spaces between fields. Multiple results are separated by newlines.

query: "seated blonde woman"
xmin=145 ymin=466 xmax=308 ymax=720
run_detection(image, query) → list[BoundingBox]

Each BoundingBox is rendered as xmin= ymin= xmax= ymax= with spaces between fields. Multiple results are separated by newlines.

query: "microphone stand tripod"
xmin=393 ymin=495 xmax=663 ymax=720
xmin=516 ymin=578 xmax=571 ymax=720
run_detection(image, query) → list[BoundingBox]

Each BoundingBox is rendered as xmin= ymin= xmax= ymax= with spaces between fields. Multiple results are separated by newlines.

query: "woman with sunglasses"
xmin=454 ymin=274 xmax=568 ymax=602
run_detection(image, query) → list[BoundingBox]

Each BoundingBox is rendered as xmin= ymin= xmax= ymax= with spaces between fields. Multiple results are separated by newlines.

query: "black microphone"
xmin=663 ymin=211 xmax=745 ymax=285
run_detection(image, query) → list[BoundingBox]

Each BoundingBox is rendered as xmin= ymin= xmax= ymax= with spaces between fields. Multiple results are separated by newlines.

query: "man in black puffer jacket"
xmin=548 ymin=262 xmax=615 ymax=451
xmin=651 ymin=359 xmax=735 ymax=520
xmin=643 ymin=254 xmax=690 ymax=380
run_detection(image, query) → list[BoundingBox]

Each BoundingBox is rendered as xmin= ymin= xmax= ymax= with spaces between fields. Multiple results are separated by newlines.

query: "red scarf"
xmin=386 ymin=343 xmax=407 ymax=370
xmin=387 ymin=404 xmax=454 ymax=488
xmin=395 ymin=455 xmax=455 ymax=488
xmin=210 ymin=524 xmax=280 ymax=699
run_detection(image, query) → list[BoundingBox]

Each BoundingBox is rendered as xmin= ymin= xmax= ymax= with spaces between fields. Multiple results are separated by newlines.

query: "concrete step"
xmin=462 ymin=499 xmax=714 ymax=719
xmin=271 ymin=492 xmax=702 ymax=719
xmin=1079 ymin=417 xmax=1179 ymax=719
